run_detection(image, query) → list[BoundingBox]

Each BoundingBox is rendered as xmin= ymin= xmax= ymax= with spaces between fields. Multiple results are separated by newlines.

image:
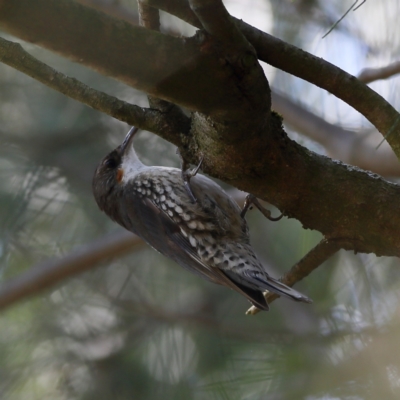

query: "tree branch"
xmin=3 ymin=0 xmax=400 ymax=157
xmin=77 ymin=0 xmax=137 ymax=24
xmin=0 ymin=0 xmax=269 ymax=125
xmin=90 ymin=0 xmax=398 ymax=177
xmin=137 ymin=0 xmax=188 ymax=120
xmin=0 ymin=231 xmax=144 ymax=311
xmin=146 ymin=0 xmax=400 ymax=159
xmin=138 ymin=0 xmax=160 ymax=31
xmin=249 ymin=37 xmax=400 ymax=159
xmin=358 ymin=60 xmax=400 ymax=84
xmin=0 ymin=36 xmax=190 ymax=144
xmin=271 ymin=91 xmax=400 ymax=177
xmin=188 ymin=0 xmax=249 ymax=50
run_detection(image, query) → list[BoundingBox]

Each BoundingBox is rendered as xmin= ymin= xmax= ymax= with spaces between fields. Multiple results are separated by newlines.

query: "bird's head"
xmin=92 ymin=126 xmax=140 ymax=212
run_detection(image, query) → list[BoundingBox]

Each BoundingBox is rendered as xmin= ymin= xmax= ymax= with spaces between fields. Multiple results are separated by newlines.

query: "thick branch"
xmin=72 ymin=0 xmax=400 ymax=178
xmin=2 ymin=0 xmax=400 ymax=155
xmin=0 ymin=36 xmax=190 ymax=144
xmin=146 ymin=0 xmax=400 ymax=159
xmin=0 ymin=0 xmax=269 ymax=128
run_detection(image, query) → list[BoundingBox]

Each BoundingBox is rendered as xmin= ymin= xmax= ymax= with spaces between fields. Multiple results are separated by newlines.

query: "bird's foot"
xmin=177 ymin=149 xmax=204 ymax=203
xmin=240 ymin=194 xmax=283 ymax=221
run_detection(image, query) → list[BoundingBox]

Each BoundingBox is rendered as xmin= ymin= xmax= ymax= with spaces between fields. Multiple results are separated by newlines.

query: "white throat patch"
xmin=120 ymin=147 xmax=145 ymax=184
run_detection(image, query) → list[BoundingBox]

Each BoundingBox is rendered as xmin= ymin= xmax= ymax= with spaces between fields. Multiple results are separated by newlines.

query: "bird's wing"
xmin=119 ymin=195 xmax=269 ymax=311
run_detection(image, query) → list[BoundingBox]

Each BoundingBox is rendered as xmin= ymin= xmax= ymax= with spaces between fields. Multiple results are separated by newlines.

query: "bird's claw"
xmin=241 ymin=194 xmax=283 ymax=221
xmin=177 ymin=149 xmax=204 ymax=203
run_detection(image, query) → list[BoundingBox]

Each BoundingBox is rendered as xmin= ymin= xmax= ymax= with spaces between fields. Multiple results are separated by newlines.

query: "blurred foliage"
xmin=1 ymin=1 xmax=400 ymax=399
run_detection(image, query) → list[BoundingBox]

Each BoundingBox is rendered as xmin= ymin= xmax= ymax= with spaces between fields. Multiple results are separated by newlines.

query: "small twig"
xmin=353 ymin=0 xmax=366 ymax=11
xmin=246 ymin=238 xmax=345 ymax=315
xmin=358 ymin=61 xmax=400 ymax=84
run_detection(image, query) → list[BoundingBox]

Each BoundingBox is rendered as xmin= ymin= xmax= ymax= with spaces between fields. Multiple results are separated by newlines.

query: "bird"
xmin=92 ymin=127 xmax=312 ymax=311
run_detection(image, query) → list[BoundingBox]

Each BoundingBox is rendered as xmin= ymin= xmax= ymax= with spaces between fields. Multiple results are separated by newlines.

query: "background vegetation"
xmin=1 ymin=1 xmax=400 ymax=399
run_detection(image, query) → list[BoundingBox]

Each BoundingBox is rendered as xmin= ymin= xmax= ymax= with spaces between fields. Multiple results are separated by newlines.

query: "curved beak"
xmin=120 ymin=126 xmax=139 ymax=155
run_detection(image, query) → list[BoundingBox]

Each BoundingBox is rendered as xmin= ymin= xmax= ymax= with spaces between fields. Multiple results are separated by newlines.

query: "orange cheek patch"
xmin=116 ymin=168 xmax=124 ymax=183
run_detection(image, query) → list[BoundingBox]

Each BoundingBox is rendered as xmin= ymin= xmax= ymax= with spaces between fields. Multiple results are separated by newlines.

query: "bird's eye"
xmin=103 ymin=157 xmax=118 ymax=169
